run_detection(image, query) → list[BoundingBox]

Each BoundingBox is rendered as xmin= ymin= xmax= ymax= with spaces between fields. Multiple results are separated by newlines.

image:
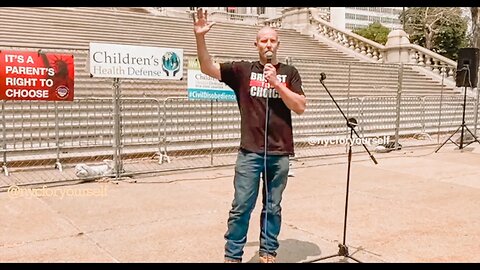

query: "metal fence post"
xmin=210 ymin=100 xmax=214 ymax=166
xmin=417 ymin=96 xmax=432 ymax=140
xmin=474 ymin=74 xmax=480 ymax=137
xmin=359 ymin=97 xmax=365 ymax=137
xmin=346 ymin=63 xmax=351 ymax=117
xmin=54 ymin=101 xmax=62 ymax=171
xmin=157 ymin=99 xmax=163 ymax=164
xmin=112 ymin=78 xmax=122 ymax=179
xmin=1 ymin=100 xmax=8 ymax=176
xmin=161 ymin=98 xmax=169 ymax=164
xmin=354 ymin=97 xmax=362 ymax=135
xmin=394 ymin=63 xmax=404 ymax=148
xmin=437 ymin=69 xmax=446 ymax=143
xmin=346 ymin=63 xmax=351 ymax=138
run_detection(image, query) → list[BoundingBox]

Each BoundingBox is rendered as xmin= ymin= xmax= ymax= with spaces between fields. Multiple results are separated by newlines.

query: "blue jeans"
xmin=224 ymin=149 xmax=289 ymax=261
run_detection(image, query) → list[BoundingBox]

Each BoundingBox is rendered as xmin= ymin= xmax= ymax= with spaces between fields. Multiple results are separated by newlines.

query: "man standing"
xmin=193 ymin=8 xmax=306 ymax=263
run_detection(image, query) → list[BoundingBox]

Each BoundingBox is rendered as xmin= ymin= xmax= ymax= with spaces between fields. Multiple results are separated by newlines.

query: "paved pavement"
xmin=1 ymin=145 xmax=480 ymax=263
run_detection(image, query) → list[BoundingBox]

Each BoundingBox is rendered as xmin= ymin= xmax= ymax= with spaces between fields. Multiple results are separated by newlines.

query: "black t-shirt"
xmin=220 ymin=61 xmax=305 ymax=156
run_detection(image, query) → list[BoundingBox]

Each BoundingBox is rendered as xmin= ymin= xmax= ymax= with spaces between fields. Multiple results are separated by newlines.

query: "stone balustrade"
xmin=304 ymin=7 xmax=457 ymax=82
xmin=262 ymin=16 xmax=283 ymax=28
xmin=307 ymin=8 xmax=385 ymax=63
xmin=209 ymin=10 xmax=259 ymax=25
xmin=407 ymin=44 xmax=457 ymax=79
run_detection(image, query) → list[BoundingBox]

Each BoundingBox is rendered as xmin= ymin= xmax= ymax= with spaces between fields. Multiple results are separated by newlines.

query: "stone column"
xmin=280 ymin=7 xmax=311 ymax=32
xmin=384 ymin=30 xmax=411 ymax=63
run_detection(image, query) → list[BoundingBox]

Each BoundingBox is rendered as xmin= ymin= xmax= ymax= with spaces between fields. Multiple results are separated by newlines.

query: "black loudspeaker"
xmin=455 ymin=48 xmax=479 ymax=87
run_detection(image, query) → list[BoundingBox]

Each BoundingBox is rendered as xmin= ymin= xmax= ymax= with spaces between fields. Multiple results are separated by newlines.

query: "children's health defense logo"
xmin=162 ymin=51 xmax=181 ymax=77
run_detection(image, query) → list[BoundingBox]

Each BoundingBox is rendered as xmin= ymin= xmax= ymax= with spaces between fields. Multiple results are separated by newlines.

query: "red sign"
xmin=0 ymin=50 xmax=74 ymax=101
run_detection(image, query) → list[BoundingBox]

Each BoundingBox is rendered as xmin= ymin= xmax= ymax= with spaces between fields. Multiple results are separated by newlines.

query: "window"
xmin=346 ymin=13 xmax=356 ymax=19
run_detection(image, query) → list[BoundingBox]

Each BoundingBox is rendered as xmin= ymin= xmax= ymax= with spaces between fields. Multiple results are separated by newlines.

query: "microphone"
xmin=264 ymin=51 xmax=273 ymax=77
xmin=266 ymin=51 xmax=273 ymax=64
xmin=347 ymin=117 xmax=358 ymax=128
xmin=320 ymin=72 xmax=326 ymax=82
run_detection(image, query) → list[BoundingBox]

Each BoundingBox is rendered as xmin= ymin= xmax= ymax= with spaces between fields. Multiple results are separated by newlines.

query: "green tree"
xmin=352 ymin=22 xmax=390 ymax=45
xmin=400 ymin=7 xmax=468 ymax=60
xmin=470 ymin=7 xmax=480 ymax=48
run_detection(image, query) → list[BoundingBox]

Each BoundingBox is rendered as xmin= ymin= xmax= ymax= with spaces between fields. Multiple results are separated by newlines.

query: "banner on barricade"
xmin=0 ymin=50 xmax=75 ymax=101
xmin=89 ymin=42 xmax=183 ymax=80
xmin=187 ymin=57 xmax=236 ymax=102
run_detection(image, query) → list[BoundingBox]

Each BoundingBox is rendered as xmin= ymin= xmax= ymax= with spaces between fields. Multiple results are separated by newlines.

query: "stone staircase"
xmin=0 ymin=7 xmax=455 ymax=99
xmin=0 ymin=7 xmax=467 ymax=170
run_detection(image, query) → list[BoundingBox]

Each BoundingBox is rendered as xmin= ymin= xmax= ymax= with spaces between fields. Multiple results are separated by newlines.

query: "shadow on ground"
xmin=244 ymin=238 xmax=321 ymax=263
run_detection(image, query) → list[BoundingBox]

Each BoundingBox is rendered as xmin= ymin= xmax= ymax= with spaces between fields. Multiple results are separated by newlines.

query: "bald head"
xmin=256 ymin=26 xmax=279 ymax=42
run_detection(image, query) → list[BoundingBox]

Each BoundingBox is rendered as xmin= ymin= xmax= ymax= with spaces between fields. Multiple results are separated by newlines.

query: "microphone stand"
xmin=304 ymin=73 xmax=378 ymax=263
xmin=263 ymin=53 xmax=273 ymax=258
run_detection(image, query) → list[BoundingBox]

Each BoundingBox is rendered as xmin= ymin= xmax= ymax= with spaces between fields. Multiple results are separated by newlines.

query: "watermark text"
xmin=308 ymin=136 xmax=390 ymax=146
xmin=7 ymin=185 xmax=108 ymax=199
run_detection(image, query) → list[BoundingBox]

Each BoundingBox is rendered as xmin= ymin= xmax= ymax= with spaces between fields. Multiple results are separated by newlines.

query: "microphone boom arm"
xmin=319 ymin=77 xmax=377 ymax=164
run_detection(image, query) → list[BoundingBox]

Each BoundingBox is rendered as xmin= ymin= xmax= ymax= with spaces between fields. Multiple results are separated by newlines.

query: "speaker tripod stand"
xmin=304 ymin=73 xmax=378 ymax=263
xmin=435 ymin=65 xmax=480 ymax=152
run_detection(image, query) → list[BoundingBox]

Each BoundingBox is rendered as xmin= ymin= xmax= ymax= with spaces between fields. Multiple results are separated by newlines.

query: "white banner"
xmin=89 ymin=42 xmax=183 ymax=80
xmin=187 ymin=57 xmax=236 ymax=102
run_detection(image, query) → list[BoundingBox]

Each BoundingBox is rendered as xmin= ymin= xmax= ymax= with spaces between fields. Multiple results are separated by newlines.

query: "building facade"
xmin=330 ymin=7 xmax=403 ymax=31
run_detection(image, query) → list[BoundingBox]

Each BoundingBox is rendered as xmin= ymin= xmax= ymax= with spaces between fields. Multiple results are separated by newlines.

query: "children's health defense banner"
xmin=0 ymin=50 xmax=75 ymax=101
xmin=89 ymin=42 xmax=183 ymax=80
xmin=187 ymin=58 xmax=236 ymax=102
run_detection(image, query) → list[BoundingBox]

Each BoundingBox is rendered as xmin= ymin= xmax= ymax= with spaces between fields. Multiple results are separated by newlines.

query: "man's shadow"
xmin=244 ymin=238 xmax=321 ymax=263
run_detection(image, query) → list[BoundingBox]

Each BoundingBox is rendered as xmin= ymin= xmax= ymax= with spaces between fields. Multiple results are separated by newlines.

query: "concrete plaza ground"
xmin=1 ymin=144 xmax=480 ymax=263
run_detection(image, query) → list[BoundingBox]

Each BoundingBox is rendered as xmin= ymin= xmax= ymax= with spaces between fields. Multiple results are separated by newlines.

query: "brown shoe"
xmin=259 ymin=254 xmax=276 ymax=263
xmin=224 ymin=257 xmax=241 ymax=263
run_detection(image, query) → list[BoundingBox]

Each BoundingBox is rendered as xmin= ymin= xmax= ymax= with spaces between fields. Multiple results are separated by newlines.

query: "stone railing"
xmin=261 ymin=8 xmax=328 ymax=29
xmin=262 ymin=16 xmax=283 ymax=28
xmin=308 ymin=9 xmax=386 ymax=63
xmin=209 ymin=11 xmax=259 ymax=25
xmin=407 ymin=44 xmax=457 ymax=79
xmin=306 ymin=7 xmax=457 ymax=81
xmin=146 ymin=7 xmax=194 ymax=19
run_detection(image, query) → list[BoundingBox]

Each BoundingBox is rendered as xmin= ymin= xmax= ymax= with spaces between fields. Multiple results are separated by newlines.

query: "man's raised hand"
xmin=193 ymin=8 xmax=216 ymax=36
